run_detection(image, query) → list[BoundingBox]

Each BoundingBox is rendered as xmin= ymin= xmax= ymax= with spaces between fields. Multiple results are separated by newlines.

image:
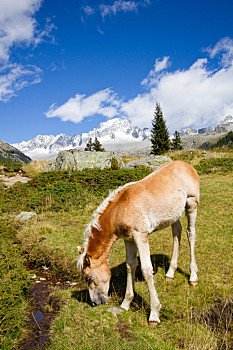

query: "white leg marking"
xmin=133 ymin=231 xmax=161 ymax=323
xmin=186 ymin=198 xmax=198 ymax=284
xmin=166 ymin=220 xmax=182 ymax=280
xmin=121 ymin=240 xmax=138 ymax=311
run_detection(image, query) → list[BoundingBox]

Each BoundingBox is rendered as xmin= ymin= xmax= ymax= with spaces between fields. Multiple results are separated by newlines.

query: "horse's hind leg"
xmin=121 ymin=240 xmax=138 ymax=311
xmin=165 ymin=220 xmax=182 ymax=281
xmin=186 ymin=197 xmax=198 ymax=286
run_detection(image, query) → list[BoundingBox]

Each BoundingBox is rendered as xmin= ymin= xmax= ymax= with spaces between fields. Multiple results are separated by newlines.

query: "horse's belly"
xmin=146 ymin=198 xmax=186 ymax=233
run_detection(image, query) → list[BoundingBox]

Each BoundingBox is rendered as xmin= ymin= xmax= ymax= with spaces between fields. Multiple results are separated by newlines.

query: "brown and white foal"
xmin=77 ymin=160 xmax=200 ymax=323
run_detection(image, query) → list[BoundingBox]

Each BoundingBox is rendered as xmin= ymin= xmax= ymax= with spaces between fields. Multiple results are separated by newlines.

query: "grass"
xmin=0 ymin=220 xmax=30 ymax=349
xmin=166 ymin=149 xmax=233 ymax=166
xmin=1 ymin=151 xmax=232 ymax=349
xmin=46 ymin=173 xmax=232 ymax=350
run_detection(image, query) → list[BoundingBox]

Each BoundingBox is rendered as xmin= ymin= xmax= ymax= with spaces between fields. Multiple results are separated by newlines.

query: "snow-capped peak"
xmin=12 ymin=118 xmax=150 ymax=160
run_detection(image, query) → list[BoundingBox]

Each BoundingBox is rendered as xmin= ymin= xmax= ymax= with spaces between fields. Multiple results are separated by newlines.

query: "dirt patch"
xmin=19 ymin=266 xmax=81 ymax=350
xmin=204 ymin=299 xmax=233 ymax=350
xmin=114 ymin=321 xmax=137 ymax=341
xmin=0 ymin=174 xmax=31 ymax=188
xmin=195 ymin=298 xmax=233 ymax=350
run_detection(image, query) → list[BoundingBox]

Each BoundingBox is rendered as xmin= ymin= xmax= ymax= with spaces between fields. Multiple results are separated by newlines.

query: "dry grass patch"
xmin=22 ymin=160 xmax=51 ymax=176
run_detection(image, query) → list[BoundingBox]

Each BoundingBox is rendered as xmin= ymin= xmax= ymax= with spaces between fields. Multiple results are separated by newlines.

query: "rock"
xmin=0 ymin=174 xmax=31 ymax=188
xmin=107 ymin=307 xmax=124 ymax=318
xmin=45 ymin=150 xmax=125 ymax=171
xmin=34 ymin=310 xmax=44 ymax=323
xmin=15 ymin=211 xmax=37 ymax=222
xmin=198 ymin=127 xmax=213 ymax=134
xmin=214 ymin=115 xmax=233 ymax=133
xmin=125 ymin=156 xmax=172 ymax=170
xmin=180 ymin=128 xmax=198 ymax=136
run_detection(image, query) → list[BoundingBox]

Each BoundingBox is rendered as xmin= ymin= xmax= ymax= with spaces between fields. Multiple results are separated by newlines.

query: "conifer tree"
xmin=171 ymin=131 xmax=183 ymax=150
xmin=151 ymin=103 xmax=170 ymax=155
xmin=84 ymin=138 xmax=94 ymax=151
xmin=84 ymin=137 xmax=105 ymax=151
xmin=93 ymin=137 xmax=105 ymax=152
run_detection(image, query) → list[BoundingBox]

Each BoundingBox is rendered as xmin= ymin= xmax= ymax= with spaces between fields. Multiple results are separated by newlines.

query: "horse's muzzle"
xmin=91 ymin=302 xmax=97 ymax=307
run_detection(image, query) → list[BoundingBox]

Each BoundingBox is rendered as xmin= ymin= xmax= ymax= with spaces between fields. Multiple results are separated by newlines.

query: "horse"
xmin=77 ymin=160 xmax=200 ymax=324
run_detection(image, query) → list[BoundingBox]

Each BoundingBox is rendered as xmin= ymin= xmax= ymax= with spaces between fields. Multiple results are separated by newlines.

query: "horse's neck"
xmin=86 ymin=226 xmax=117 ymax=261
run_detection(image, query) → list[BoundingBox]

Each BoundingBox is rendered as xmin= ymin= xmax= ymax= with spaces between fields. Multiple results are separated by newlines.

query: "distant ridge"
xmin=0 ymin=140 xmax=31 ymax=164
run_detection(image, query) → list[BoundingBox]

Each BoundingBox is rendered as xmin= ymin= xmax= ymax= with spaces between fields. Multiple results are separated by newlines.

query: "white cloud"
xmin=141 ymin=56 xmax=170 ymax=87
xmin=0 ymin=63 xmax=41 ymax=102
xmin=82 ymin=0 xmax=150 ymax=21
xmin=0 ymin=0 xmax=43 ymax=62
xmin=99 ymin=0 xmax=139 ymax=18
xmin=204 ymin=37 xmax=233 ymax=67
xmin=46 ymin=88 xmax=120 ymax=122
xmin=45 ymin=38 xmax=233 ymax=133
xmin=0 ymin=0 xmax=55 ymax=101
xmin=83 ymin=6 xmax=95 ymax=16
xmin=121 ymin=51 xmax=233 ymax=132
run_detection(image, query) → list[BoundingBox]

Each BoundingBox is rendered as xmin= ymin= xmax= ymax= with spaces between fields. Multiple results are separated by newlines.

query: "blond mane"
xmin=77 ymin=180 xmax=136 ymax=271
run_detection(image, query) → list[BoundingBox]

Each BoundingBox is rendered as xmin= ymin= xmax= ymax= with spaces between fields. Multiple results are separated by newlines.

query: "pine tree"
xmin=171 ymin=131 xmax=183 ymax=150
xmin=93 ymin=137 xmax=105 ymax=152
xmin=84 ymin=138 xmax=94 ymax=151
xmin=151 ymin=103 xmax=170 ymax=155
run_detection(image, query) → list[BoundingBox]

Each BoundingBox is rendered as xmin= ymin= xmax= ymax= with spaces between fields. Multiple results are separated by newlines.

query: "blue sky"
xmin=1 ymin=0 xmax=233 ymax=143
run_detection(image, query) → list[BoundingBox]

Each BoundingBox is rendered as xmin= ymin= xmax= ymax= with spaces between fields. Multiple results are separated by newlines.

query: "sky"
xmin=1 ymin=0 xmax=233 ymax=144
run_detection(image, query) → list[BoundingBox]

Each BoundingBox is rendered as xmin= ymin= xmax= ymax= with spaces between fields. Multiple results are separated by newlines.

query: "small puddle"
xmin=20 ymin=266 xmax=81 ymax=350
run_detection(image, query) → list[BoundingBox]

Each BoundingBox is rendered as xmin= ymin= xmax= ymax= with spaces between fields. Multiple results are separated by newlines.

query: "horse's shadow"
xmin=71 ymin=254 xmax=190 ymax=313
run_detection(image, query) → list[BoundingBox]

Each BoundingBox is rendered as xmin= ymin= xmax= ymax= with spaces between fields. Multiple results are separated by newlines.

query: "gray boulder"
xmin=15 ymin=211 xmax=37 ymax=222
xmin=45 ymin=150 xmax=125 ymax=171
xmin=125 ymin=155 xmax=172 ymax=170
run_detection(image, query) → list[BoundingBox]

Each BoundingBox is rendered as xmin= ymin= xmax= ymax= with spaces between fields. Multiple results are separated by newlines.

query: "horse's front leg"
xmin=121 ymin=240 xmax=137 ymax=311
xmin=133 ymin=231 xmax=161 ymax=324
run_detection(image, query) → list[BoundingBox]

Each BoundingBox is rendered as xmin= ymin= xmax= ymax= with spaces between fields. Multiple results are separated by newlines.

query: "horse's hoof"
xmin=149 ymin=321 xmax=159 ymax=328
xmin=190 ymin=281 xmax=198 ymax=287
xmin=165 ymin=276 xmax=174 ymax=282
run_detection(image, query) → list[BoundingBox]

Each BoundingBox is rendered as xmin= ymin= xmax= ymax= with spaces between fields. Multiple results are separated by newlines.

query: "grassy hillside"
xmin=0 ymin=152 xmax=232 ymax=349
xmin=200 ymin=131 xmax=233 ymax=150
xmin=0 ymin=140 xmax=31 ymax=164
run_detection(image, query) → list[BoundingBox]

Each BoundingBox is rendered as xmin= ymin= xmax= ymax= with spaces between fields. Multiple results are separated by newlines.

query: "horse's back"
xmin=112 ymin=161 xmax=200 ymax=235
xmin=136 ymin=160 xmax=199 ymax=200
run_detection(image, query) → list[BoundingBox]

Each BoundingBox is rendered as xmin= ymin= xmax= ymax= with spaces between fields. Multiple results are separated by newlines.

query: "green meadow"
xmin=0 ymin=151 xmax=232 ymax=349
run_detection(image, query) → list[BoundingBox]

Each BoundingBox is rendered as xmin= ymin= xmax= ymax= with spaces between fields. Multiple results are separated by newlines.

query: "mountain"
xmin=180 ymin=115 xmax=233 ymax=136
xmin=12 ymin=115 xmax=233 ymax=160
xmin=12 ymin=118 xmax=151 ymax=160
xmin=0 ymin=140 xmax=31 ymax=164
xmin=214 ymin=115 xmax=233 ymax=133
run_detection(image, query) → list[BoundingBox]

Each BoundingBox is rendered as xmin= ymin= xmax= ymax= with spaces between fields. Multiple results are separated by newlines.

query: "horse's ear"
xmin=84 ymin=253 xmax=91 ymax=267
xmin=77 ymin=246 xmax=84 ymax=254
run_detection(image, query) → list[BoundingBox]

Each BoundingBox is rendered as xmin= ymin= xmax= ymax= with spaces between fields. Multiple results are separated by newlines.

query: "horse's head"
xmin=77 ymin=246 xmax=111 ymax=306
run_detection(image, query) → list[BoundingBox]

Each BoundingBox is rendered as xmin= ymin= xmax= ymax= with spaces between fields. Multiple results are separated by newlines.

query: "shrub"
xmin=0 ymin=219 xmax=29 ymax=348
xmin=194 ymin=157 xmax=233 ymax=174
xmin=0 ymin=168 xmax=152 ymax=214
xmin=0 ymin=161 xmax=23 ymax=174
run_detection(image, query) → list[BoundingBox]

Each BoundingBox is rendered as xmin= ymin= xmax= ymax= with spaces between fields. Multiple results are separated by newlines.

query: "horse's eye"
xmin=85 ymin=275 xmax=92 ymax=283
